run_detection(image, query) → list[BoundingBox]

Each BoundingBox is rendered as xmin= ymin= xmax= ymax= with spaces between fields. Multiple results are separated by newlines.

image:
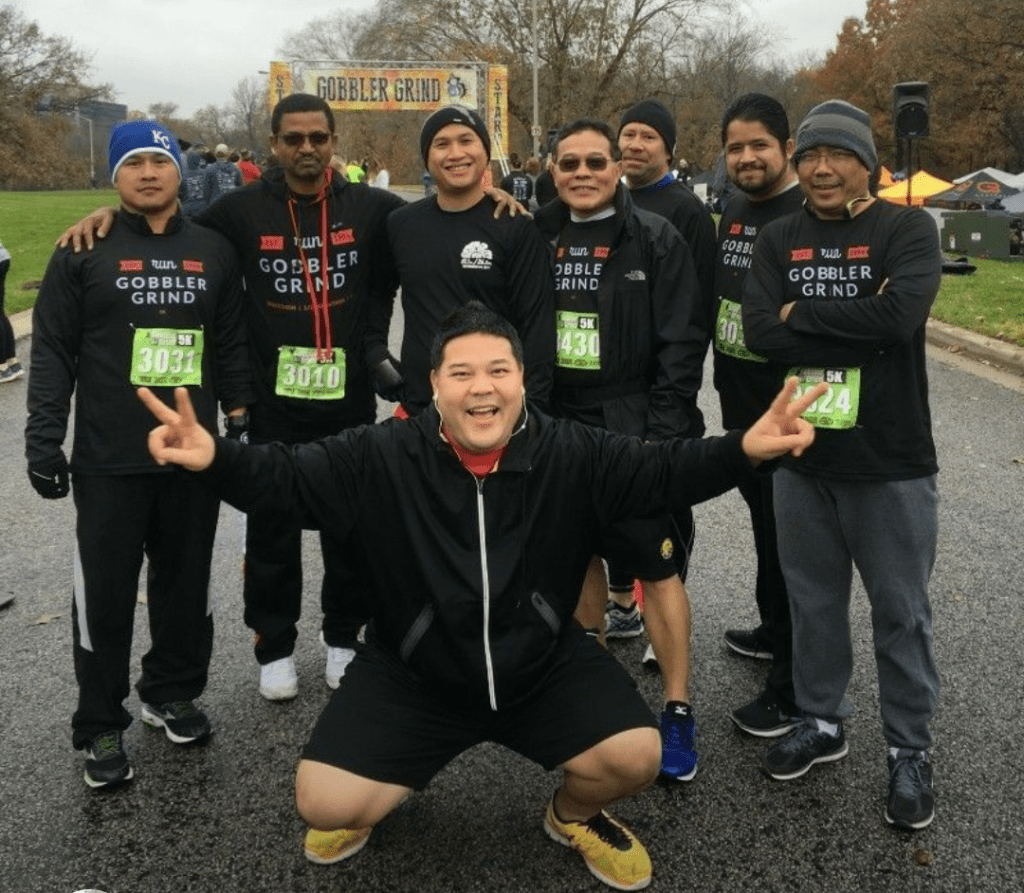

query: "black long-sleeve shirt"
xmin=742 ymin=200 xmax=942 ymax=481
xmin=26 ymin=210 xmax=252 ymax=473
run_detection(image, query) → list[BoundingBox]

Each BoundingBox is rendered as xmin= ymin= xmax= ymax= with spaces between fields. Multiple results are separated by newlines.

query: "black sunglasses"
xmin=278 ymin=131 xmax=332 ymax=148
xmin=556 ymin=155 xmax=613 ymax=173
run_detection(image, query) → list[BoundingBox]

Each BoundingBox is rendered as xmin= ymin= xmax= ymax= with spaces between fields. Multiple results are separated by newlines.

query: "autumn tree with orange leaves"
xmin=813 ymin=0 xmax=1023 ymax=177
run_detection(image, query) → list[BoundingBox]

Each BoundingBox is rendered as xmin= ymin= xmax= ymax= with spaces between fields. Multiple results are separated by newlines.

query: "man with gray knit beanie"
xmin=741 ymin=99 xmax=942 ymax=831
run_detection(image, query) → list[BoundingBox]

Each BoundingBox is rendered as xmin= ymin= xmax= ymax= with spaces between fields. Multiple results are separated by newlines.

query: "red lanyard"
xmin=287 ymin=172 xmax=334 ymax=362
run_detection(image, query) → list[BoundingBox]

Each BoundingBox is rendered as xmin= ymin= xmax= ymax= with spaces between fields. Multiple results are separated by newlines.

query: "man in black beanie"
xmin=597 ymin=100 xmax=716 ymax=764
xmin=367 ymin=105 xmax=555 ymax=416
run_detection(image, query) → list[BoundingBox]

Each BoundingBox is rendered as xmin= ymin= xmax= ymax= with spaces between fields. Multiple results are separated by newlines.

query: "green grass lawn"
xmin=2 ymin=191 xmax=1022 ymax=346
xmin=1 ymin=189 xmax=120 ymax=314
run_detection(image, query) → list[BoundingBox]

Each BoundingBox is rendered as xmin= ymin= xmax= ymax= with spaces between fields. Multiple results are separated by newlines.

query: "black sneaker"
xmin=762 ymin=719 xmax=848 ymax=780
xmin=723 ymin=624 xmax=773 ymax=660
xmin=731 ymin=690 xmax=801 ymax=738
xmin=141 ymin=700 xmax=211 ymax=744
xmin=84 ymin=730 xmax=134 ymax=789
xmin=885 ymin=750 xmax=934 ymax=830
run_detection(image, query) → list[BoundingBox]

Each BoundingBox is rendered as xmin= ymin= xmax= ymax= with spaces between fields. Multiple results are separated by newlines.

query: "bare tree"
xmin=147 ymin=102 xmax=180 ymax=121
xmin=0 ymin=6 xmax=111 ymax=187
xmin=229 ymin=76 xmax=271 ymax=151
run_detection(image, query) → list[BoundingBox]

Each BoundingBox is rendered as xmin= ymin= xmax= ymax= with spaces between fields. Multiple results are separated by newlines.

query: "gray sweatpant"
xmin=773 ymin=468 xmax=940 ymax=751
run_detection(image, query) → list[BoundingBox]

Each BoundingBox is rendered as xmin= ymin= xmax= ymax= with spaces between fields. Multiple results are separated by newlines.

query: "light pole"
xmin=75 ymin=110 xmax=95 ymax=186
xmin=531 ymin=0 xmax=541 ymax=158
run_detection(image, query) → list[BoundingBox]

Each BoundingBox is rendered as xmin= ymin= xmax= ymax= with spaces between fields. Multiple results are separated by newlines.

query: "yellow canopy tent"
xmin=878 ymin=165 xmax=895 ymax=188
xmin=879 ymin=170 xmax=952 ymax=206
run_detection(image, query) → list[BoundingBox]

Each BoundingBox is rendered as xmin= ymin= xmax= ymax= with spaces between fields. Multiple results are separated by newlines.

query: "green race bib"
xmin=556 ymin=310 xmax=600 ymax=370
xmin=714 ymin=299 xmax=766 ymax=362
xmin=275 ymin=345 xmax=346 ymax=400
xmin=788 ymin=367 xmax=861 ymax=429
xmin=130 ymin=328 xmax=203 ymax=387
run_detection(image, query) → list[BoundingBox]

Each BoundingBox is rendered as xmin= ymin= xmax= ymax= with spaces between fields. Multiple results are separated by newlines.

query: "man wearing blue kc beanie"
xmin=108 ymin=119 xmax=182 ymax=184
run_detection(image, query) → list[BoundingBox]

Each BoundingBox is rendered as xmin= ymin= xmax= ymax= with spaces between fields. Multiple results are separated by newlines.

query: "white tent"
xmin=1003 ymin=191 xmax=1024 ymax=214
xmin=953 ymin=167 xmax=1024 ymax=189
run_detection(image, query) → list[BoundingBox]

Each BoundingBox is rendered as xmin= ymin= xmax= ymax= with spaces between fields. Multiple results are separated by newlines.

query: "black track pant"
xmin=70 ymin=472 xmax=219 ymax=749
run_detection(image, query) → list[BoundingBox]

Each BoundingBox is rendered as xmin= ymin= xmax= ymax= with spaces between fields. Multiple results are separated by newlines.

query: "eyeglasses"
xmin=278 ymin=131 xmax=332 ymax=148
xmin=796 ymin=148 xmax=859 ymax=168
xmin=556 ymin=155 xmax=613 ymax=173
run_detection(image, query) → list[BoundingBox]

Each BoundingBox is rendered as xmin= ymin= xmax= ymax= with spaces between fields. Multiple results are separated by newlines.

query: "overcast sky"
xmin=22 ymin=0 xmax=865 ymax=119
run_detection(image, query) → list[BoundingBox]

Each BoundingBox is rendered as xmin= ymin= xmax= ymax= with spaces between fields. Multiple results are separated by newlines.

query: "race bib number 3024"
xmin=788 ymin=366 xmax=861 ymax=429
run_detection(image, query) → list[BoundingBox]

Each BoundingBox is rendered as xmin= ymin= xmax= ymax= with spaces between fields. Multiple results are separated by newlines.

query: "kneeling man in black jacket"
xmin=139 ymin=301 xmax=823 ymax=891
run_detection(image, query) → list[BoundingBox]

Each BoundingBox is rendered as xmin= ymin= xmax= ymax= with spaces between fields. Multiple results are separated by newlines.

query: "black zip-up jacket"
xmin=198 ymin=166 xmax=405 ymax=441
xmin=205 ymin=405 xmax=751 ymax=710
xmin=26 ymin=210 xmax=252 ymax=473
xmin=535 ymin=184 xmax=706 ymax=439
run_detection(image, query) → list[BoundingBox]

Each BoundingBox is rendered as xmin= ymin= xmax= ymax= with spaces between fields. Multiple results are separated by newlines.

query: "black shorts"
xmin=301 ymin=626 xmax=657 ymax=790
xmin=603 ymin=506 xmax=696 ymax=588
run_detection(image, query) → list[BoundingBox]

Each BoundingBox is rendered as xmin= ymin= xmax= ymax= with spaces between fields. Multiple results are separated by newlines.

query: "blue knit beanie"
xmin=109 ymin=120 xmax=182 ymax=184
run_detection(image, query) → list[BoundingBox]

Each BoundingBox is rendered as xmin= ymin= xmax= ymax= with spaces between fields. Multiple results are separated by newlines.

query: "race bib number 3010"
xmin=130 ymin=328 xmax=203 ymax=387
xmin=788 ymin=367 xmax=861 ymax=429
xmin=275 ymin=346 xmax=346 ymax=400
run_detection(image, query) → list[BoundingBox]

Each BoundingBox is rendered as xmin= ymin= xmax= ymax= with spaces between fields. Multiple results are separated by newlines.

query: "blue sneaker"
xmin=659 ymin=702 xmax=698 ymax=781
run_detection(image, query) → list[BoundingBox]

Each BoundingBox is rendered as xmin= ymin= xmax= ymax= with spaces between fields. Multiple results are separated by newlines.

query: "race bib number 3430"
xmin=275 ymin=346 xmax=346 ymax=400
xmin=789 ymin=367 xmax=861 ymax=429
xmin=130 ymin=328 xmax=203 ymax=387
xmin=556 ymin=310 xmax=600 ymax=370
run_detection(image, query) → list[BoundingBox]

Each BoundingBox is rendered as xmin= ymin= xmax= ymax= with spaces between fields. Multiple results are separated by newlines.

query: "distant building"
xmin=67 ymin=100 xmax=129 ymax=184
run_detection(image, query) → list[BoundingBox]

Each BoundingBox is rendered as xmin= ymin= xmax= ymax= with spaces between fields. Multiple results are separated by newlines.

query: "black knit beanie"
xmin=420 ymin=106 xmax=491 ymax=164
xmin=618 ymin=99 xmax=676 ymax=158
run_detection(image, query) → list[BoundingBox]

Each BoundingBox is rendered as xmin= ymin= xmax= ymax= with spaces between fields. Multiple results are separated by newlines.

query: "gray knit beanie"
xmin=794 ymin=100 xmax=877 ymax=172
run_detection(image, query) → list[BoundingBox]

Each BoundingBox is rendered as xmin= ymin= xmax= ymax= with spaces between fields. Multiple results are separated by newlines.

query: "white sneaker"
xmin=259 ymin=656 xmax=298 ymax=700
xmin=641 ymin=644 xmax=658 ymax=669
xmin=325 ymin=646 xmax=355 ymax=689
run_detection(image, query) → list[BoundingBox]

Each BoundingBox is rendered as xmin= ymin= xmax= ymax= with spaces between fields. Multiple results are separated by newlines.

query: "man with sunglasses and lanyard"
xmin=535 ymin=119 xmax=705 ymax=785
xmin=56 ymin=93 xmax=406 ymax=700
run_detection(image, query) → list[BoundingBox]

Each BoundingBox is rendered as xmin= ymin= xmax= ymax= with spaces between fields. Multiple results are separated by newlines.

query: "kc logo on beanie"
xmin=109 ymin=120 xmax=183 ymax=185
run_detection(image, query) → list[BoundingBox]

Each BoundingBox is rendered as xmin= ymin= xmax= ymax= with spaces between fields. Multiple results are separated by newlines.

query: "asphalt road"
xmin=1 ymin=332 xmax=1022 ymax=893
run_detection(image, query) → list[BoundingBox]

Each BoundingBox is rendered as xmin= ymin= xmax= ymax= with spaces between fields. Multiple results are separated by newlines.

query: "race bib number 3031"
xmin=556 ymin=310 xmax=600 ymax=370
xmin=788 ymin=367 xmax=861 ymax=429
xmin=130 ymin=328 xmax=203 ymax=387
xmin=275 ymin=346 xmax=346 ymax=400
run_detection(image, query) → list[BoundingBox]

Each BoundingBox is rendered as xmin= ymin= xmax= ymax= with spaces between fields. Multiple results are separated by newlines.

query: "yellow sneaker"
xmin=543 ymin=798 xmax=652 ymax=890
xmin=303 ymin=826 xmax=371 ymax=865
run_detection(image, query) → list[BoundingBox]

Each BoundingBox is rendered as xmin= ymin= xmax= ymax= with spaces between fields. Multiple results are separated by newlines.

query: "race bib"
xmin=130 ymin=328 xmax=203 ymax=387
xmin=714 ymin=299 xmax=766 ymax=362
xmin=275 ymin=345 xmax=346 ymax=400
xmin=788 ymin=367 xmax=861 ymax=429
xmin=556 ymin=310 xmax=600 ymax=370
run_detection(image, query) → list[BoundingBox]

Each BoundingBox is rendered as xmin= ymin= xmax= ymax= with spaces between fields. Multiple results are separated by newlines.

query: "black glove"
xmin=28 ymin=455 xmax=70 ymax=499
xmin=224 ymin=410 xmax=250 ymax=443
xmin=371 ymin=355 xmax=405 ymax=403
